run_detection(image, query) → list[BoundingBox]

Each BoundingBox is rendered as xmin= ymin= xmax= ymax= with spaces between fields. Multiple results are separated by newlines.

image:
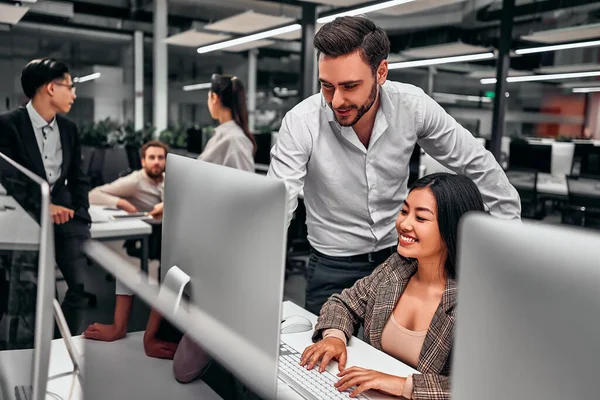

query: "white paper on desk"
xmin=88 ymin=207 xmax=111 ymax=223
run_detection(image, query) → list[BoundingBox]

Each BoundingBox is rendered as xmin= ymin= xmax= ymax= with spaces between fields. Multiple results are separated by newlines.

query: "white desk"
xmin=278 ymin=301 xmax=418 ymax=400
xmin=0 ymin=195 xmax=40 ymax=251
xmin=0 ymin=332 xmax=221 ymax=400
xmin=89 ymin=205 xmax=153 ymax=273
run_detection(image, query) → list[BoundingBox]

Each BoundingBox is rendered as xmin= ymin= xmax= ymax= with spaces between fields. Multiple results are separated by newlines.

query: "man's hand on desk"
xmin=300 ymin=336 xmax=348 ymax=372
xmin=144 ymin=336 xmax=178 ymax=359
xmin=335 ymin=367 xmax=407 ymax=398
xmin=117 ymin=199 xmax=138 ymax=214
xmin=148 ymin=202 xmax=163 ymax=219
xmin=49 ymin=204 xmax=74 ymax=224
xmin=83 ymin=323 xmax=127 ymax=342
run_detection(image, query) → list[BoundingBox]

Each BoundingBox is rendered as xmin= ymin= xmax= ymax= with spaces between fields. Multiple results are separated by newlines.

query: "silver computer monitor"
xmin=160 ymin=154 xmax=288 ymax=398
xmin=453 ymin=213 xmax=600 ymax=400
xmin=0 ymin=152 xmax=55 ymax=400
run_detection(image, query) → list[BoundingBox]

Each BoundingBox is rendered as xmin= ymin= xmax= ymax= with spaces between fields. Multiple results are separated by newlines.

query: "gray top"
xmin=198 ymin=120 xmax=254 ymax=173
xmin=268 ymin=80 xmax=520 ymax=256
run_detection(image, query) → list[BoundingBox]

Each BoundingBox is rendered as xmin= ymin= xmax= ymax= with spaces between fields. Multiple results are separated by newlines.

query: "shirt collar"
xmin=26 ymin=101 xmax=57 ymax=130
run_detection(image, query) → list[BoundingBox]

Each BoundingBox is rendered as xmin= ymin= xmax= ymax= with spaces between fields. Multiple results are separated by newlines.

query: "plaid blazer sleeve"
xmin=311 ymin=260 xmax=390 ymax=342
xmin=412 ymin=372 xmax=450 ymax=400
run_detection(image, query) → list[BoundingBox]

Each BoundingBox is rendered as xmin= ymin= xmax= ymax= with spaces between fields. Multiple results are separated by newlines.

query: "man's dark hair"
xmin=313 ymin=16 xmax=390 ymax=74
xmin=141 ymin=140 xmax=169 ymax=159
xmin=21 ymin=58 xmax=70 ymax=99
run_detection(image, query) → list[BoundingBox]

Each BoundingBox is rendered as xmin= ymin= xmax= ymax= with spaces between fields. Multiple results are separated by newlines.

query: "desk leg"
xmin=141 ymin=236 xmax=149 ymax=278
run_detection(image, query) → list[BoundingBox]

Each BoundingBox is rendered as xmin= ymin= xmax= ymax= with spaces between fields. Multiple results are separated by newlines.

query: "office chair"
xmin=101 ymin=148 xmax=131 ymax=185
xmin=562 ymin=176 xmax=600 ymax=228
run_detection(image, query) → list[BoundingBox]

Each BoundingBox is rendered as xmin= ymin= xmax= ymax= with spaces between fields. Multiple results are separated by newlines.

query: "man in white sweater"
xmin=83 ymin=140 xmax=167 ymax=343
xmin=88 ymin=140 xmax=167 ymax=215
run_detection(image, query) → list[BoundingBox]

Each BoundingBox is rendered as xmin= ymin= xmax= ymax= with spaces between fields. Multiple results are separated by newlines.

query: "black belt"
xmin=311 ymin=246 xmax=396 ymax=263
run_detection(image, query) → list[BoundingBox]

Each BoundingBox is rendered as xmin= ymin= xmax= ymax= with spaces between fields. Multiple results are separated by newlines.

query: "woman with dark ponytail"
xmin=197 ymin=74 xmax=256 ymax=172
xmin=172 ymin=75 xmax=257 ymax=394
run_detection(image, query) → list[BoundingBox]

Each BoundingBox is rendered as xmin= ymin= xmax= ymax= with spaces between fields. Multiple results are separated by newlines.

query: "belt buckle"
xmin=368 ymin=252 xmax=375 ymax=263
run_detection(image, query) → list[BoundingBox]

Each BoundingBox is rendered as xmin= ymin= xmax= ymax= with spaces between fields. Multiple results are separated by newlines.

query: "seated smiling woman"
xmin=300 ymin=173 xmax=485 ymax=400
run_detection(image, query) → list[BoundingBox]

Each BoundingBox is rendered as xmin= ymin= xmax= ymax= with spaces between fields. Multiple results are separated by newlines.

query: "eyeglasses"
xmin=53 ymin=82 xmax=76 ymax=94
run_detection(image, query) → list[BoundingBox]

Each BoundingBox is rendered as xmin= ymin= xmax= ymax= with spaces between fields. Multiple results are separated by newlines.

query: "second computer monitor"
xmin=453 ymin=213 xmax=600 ymax=400
xmin=161 ymin=154 xmax=288 ymax=398
xmin=509 ymin=141 xmax=552 ymax=173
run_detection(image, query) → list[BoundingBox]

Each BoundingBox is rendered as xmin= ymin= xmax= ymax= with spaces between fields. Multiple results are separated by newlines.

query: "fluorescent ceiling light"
xmin=197 ymin=24 xmax=300 ymax=54
xmin=183 ymin=82 xmax=211 ymax=91
xmin=516 ymin=39 xmax=600 ymax=55
xmin=433 ymin=92 xmax=492 ymax=103
xmin=389 ymin=52 xmax=494 ymax=69
xmin=74 ymin=72 xmax=101 ymax=83
xmin=572 ymin=87 xmax=600 ymax=93
xmin=317 ymin=0 xmax=417 ymax=23
xmin=481 ymin=70 xmax=600 ymax=84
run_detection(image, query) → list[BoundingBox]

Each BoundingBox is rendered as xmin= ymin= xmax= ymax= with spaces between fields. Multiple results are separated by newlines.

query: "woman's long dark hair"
xmin=210 ymin=74 xmax=257 ymax=154
xmin=409 ymin=173 xmax=485 ymax=279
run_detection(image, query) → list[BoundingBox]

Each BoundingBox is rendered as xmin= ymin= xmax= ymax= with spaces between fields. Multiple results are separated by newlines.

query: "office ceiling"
xmin=0 ymin=0 xmax=599 ymax=99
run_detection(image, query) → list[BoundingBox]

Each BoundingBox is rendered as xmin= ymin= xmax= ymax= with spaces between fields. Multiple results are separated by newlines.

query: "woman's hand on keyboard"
xmin=335 ymin=367 xmax=406 ymax=398
xmin=300 ymin=337 xmax=347 ymax=373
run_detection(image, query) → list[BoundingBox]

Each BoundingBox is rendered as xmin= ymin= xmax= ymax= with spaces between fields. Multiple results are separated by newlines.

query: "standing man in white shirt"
xmin=268 ymin=16 xmax=520 ymax=315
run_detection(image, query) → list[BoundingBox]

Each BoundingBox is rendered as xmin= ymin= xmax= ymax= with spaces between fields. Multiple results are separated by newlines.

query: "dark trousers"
xmin=304 ymin=246 xmax=396 ymax=316
xmin=54 ymin=218 xmax=90 ymax=335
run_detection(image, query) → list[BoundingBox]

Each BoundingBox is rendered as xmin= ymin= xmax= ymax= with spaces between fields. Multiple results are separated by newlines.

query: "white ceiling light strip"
xmin=317 ymin=0 xmax=417 ymax=23
xmin=183 ymin=82 xmax=211 ymax=91
xmin=74 ymin=72 xmax=101 ymax=83
xmin=516 ymin=39 xmax=600 ymax=55
xmin=572 ymin=87 xmax=600 ymax=93
xmin=197 ymin=24 xmax=301 ymax=54
xmin=481 ymin=71 xmax=600 ymax=84
xmin=389 ymin=52 xmax=494 ymax=69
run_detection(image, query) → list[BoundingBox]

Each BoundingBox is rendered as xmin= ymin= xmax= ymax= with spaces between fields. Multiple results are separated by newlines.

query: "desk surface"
xmin=278 ymin=301 xmax=418 ymax=400
xmin=89 ymin=205 xmax=152 ymax=239
xmin=0 ymin=195 xmax=40 ymax=251
xmin=0 ymin=332 xmax=221 ymax=400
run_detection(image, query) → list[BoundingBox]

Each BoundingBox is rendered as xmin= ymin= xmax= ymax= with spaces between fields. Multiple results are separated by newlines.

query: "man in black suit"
xmin=0 ymin=58 xmax=90 ymax=334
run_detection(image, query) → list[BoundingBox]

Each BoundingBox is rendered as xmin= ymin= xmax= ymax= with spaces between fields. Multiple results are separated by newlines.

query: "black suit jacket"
xmin=0 ymin=106 xmax=91 ymax=223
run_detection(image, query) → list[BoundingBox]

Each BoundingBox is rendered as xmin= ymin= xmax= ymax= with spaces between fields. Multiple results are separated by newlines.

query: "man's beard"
xmin=145 ymin=167 xmax=164 ymax=179
xmin=329 ymin=81 xmax=378 ymax=127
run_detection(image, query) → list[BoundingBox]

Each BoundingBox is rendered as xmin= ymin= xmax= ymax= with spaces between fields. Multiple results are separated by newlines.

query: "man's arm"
xmin=88 ymin=172 xmax=139 ymax=212
xmin=417 ymin=93 xmax=521 ymax=219
xmin=83 ymin=294 xmax=133 ymax=342
xmin=267 ymin=111 xmax=312 ymax=226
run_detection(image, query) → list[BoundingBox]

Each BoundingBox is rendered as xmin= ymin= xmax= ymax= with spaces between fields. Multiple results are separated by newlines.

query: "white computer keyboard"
xmin=278 ymin=342 xmax=368 ymax=400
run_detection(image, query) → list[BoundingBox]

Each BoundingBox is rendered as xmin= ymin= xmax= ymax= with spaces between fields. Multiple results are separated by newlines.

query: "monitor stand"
xmin=157 ymin=265 xmax=190 ymax=314
xmin=53 ymin=299 xmax=83 ymax=387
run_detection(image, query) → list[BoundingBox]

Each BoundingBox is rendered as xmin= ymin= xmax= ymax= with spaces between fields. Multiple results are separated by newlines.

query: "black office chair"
xmin=561 ymin=176 xmax=600 ymax=228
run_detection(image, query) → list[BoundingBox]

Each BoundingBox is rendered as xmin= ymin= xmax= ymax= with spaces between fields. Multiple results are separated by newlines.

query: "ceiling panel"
xmin=521 ymin=23 xmax=600 ymax=44
xmin=381 ymin=0 xmax=467 ymax=16
xmin=0 ymin=4 xmax=29 ymax=25
xmin=402 ymin=42 xmax=491 ymax=59
xmin=274 ymin=23 xmax=323 ymax=41
xmin=204 ymin=11 xmax=295 ymax=35
xmin=535 ymin=64 xmax=600 ymax=74
xmin=166 ymin=30 xmax=230 ymax=47
xmin=225 ymin=39 xmax=275 ymax=52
